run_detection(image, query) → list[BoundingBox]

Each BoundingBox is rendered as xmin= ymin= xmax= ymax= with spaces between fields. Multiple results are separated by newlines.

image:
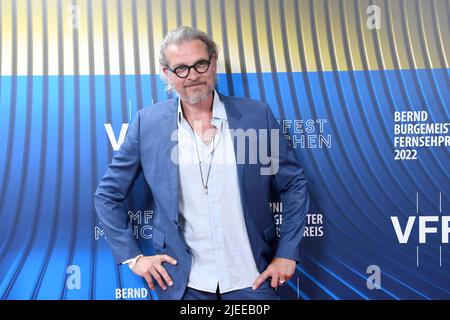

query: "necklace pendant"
xmin=203 ymin=187 xmax=208 ymax=195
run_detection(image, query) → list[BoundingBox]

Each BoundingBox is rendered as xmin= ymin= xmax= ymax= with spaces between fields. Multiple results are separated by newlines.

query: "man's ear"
xmin=161 ymin=66 xmax=170 ymax=78
xmin=210 ymin=54 xmax=218 ymax=70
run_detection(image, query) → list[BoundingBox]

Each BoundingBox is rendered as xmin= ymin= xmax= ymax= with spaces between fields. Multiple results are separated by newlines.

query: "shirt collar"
xmin=177 ymin=90 xmax=227 ymax=125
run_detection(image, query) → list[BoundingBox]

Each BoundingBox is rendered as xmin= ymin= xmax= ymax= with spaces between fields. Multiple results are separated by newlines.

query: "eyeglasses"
xmin=167 ymin=59 xmax=211 ymax=78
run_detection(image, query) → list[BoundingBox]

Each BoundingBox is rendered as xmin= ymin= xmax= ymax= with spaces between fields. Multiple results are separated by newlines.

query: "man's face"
xmin=162 ymin=40 xmax=217 ymax=105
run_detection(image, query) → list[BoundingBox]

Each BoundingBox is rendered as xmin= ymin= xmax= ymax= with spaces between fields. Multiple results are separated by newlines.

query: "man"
xmin=94 ymin=26 xmax=308 ymax=300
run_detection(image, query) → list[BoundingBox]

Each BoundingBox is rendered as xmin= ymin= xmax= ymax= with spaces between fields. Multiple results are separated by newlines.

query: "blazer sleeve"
xmin=265 ymin=105 xmax=309 ymax=262
xmin=94 ymin=112 xmax=143 ymax=264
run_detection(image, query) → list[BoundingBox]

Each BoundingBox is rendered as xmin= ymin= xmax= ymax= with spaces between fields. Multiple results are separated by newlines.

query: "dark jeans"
xmin=182 ymin=281 xmax=279 ymax=300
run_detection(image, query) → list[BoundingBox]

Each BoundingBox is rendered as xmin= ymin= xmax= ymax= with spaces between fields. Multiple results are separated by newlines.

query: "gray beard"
xmin=181 ymin=91 xmax=212 ymax=104
xmin=170 ymin=82 xmax=215 ymax=104
xmin=167 ymin=76 xmax=217 ymax=105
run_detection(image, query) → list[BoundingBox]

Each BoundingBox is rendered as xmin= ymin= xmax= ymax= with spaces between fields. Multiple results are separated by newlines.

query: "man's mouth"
xmin=186 ymin=83 xmax=205 ymax=88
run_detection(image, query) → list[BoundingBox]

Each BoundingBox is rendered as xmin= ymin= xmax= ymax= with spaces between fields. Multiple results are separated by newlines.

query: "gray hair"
xmin=159 ymin=26 xmax=218 ymax=67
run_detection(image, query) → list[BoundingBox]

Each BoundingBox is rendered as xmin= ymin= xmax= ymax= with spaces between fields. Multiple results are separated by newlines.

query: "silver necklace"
xmin=191 ymin=128 xmax=215 ymax=195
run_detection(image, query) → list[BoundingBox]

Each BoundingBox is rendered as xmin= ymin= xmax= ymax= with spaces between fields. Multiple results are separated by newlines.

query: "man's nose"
xmin=187 ymin=68 xmax=201 ymax=80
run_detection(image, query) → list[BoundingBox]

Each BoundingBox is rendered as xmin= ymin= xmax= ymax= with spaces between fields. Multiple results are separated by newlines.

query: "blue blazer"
xmin=94 ymin=93 xmax=309 ymax=300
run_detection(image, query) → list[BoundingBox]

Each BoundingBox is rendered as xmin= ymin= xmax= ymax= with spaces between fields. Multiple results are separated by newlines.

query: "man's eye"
xmin=176 ymin=66 xmax=188 ymax=71
xmin=199 ymin=62 xmax=211 ymax=69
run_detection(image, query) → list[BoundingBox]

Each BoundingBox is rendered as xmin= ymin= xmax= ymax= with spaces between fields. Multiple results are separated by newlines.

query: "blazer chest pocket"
xmin=152 ymin=227 xmax=165 ymax=249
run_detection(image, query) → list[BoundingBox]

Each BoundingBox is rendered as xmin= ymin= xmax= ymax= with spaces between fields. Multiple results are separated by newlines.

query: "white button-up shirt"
xmin=177 ymin=90 xmax=260 ymax=293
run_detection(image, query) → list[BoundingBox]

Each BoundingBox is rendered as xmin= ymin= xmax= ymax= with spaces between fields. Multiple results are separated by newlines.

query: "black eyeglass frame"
xmin=167 ymin=58 xmax=212 ymax=78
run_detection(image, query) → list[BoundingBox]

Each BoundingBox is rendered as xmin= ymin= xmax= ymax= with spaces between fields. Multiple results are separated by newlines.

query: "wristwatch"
xmin=127 ymin=254 xmax=143 ymax=270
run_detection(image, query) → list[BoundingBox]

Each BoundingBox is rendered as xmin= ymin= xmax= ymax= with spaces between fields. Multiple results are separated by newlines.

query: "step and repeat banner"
xmin=0 ymin=0 xmax=448 ymax=300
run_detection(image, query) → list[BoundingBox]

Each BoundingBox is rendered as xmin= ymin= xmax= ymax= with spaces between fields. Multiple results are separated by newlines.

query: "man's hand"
xmin=252 ymin=257 xmax=296 ymax=290
xmin=131 ymin=255 xmax=177 ymax=291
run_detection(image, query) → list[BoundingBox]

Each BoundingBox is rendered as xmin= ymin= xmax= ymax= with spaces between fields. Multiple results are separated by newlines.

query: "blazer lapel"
xmin=160 ymin=98 xmax=180 ymax=224
xmin=220 ymin=94 xmax=247 ymax=205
